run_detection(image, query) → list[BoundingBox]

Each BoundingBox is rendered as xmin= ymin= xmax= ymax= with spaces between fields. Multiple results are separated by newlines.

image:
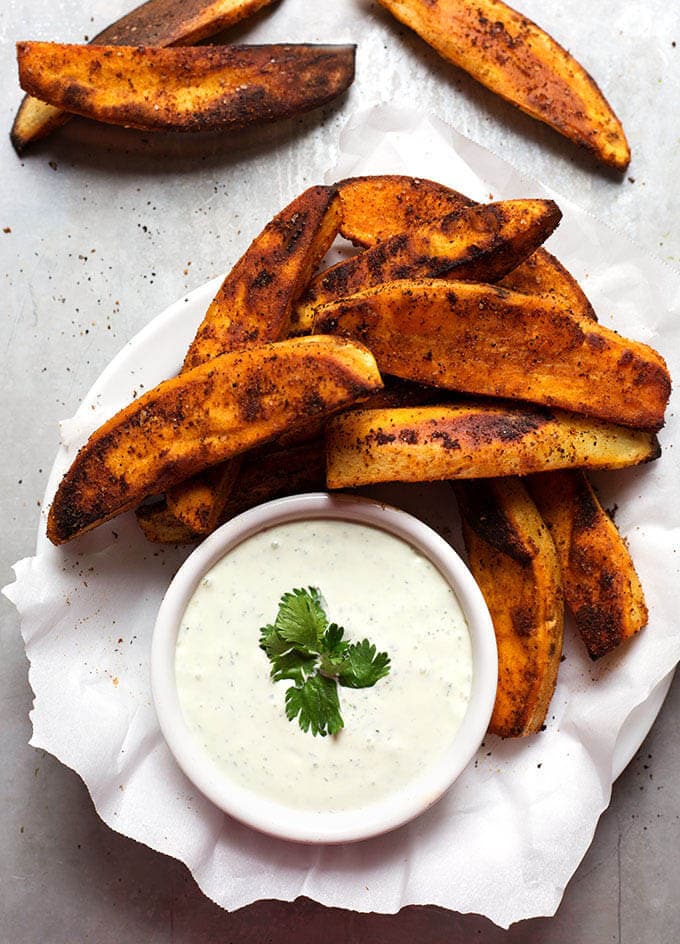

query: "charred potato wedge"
xmin=455 ymin=478 xmax=563 ymax=737
xmin=47 ymin=335 xmax=381 ymax=544
xmin=184 ymin=186 xmax=341 ymax=370
xmin=167 ymin=185 xmax=341 ymax=533
xmin=293 ymin=199 xmax=562 ymax=331
xmin=16 ymin=42 xmax=356 ymax=134
xmin=325 ymin=404 xmax=660 ymax=489
xmin=336 ymin=175 xmax=596 ymax=319
xmin=313 ymin=279 xmax=670 ymax=431
xmin=527 ymin=471 xmax=648 ymax=660
xmin=11 ymin=0 xmax=279 ymax=152
xmin=375 ymin=0 xmax=629 ymax=169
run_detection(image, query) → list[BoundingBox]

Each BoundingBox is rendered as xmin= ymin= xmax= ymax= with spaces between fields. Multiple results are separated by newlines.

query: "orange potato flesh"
xmin=293 ymin=198 xmax=562 ymax=331
xmin=528 ymin=470 xmax=648 ymax=660
xmin=166 ymin=185 xmax=342 ymax=534
xmin=336 ymin=174 xmax=596 ymax=319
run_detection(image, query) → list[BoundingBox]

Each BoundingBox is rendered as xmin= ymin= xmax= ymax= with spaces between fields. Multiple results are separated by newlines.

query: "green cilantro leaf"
xmin=318 ymin=622 xmax=349 ymax=675
xmin=269 ymin=649 xmax=318 ymax=685
xmin=275 ymin=586 xmax=327 ymax=652
xmin=258 ymin=587 xmax=390 ymax=737
xmin=285 ymin=675 xmax=344 ymax=737
xmin=338 ymin=640 xmax=392 ymax=689
xmin=258 ymin=623 xmax=289 ymax=660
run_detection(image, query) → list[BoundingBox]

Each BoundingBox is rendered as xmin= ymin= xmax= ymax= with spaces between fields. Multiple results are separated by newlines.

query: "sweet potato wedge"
xmin=184 ymin=186 xmax=342 ymax=371
xmin=11 ymin=0 xmax=279 ymax=152
xmin=313 ymin=279 xmax=670 ymax=430
xmin=455 ymin=478 xmax=563 ymax=737
xmin=47 ymin=335 xmax=381 ymax=544
xmin=166 ymin=185 xmax=341 ymax=533
xmin=137 ymin=438 xmax=327 ymax=543
xmin=325 ymin=404 xmax=660 ymax=489
xmin=16 ymin=42 xmax=356 ymax=134
xmin=336 ymin=175 xmax=596 ymax=319
xmin=375 ymin=0 xmax=630 ymax=169
xmin=527 ymin=470 xmax=648 ymax=660
xmin=293 ymin=198 xmax=562 ymax=331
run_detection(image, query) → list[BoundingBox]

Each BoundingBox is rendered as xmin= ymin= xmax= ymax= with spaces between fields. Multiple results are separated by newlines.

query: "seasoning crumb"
xmin=3 ymin=226 xmax=11 ymax=234
xmin=112 ymin=677 xmax=119 ymax=687
xmin=48 ymin=161 xmax=58 ymax=171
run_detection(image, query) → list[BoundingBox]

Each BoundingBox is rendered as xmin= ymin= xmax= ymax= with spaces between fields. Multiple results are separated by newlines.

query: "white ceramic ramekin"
xmin=151 ymin=492 xmax=497 ymax=844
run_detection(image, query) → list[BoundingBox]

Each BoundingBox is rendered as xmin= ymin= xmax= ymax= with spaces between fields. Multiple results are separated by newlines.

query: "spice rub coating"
xmin=17 ymin=42 xmax=356 ymax=134
xmin=47 ymin=335 xmax=381 ymax=544
xmin=325 ymin=404 xmax=660 ymax=489
xmin=313 ymin=279 xmax=670 ymax=431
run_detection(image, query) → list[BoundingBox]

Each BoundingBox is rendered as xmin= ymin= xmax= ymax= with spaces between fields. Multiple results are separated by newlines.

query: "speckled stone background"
xmin=2 ymin=0 xmax=679 ymax=940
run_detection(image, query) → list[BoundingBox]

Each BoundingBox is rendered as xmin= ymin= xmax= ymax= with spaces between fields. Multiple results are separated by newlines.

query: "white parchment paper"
xmin=4 ymin=107 xmax=680 ymax=928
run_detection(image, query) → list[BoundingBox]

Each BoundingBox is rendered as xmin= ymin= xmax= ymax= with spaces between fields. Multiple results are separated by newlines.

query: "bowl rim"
xmin=151 ymin=491 xmax=497 ymax=844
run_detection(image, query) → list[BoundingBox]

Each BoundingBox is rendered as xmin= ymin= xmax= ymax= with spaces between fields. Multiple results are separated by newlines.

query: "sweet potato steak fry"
xmin=375 ymin=0 xmax=629 ymax=168
xmin=528 ymin=471 xmax=648 ymax=660
xmin=455 ymin=478 xmax=564 ymax=737
xmin=165 ymin=185 xmax=341 ymax=534
xmin=11 ymin=0 xmax=278 ymax=152
xmin=17 ymin=42 xmax=356 ymax=134
xmin=325 ymin=404 xmax=660 ymax=489
xmin=313 ymin=279 xmax=670 ymax=431
xmin=47 ymin=336 xmax=381 ymax=545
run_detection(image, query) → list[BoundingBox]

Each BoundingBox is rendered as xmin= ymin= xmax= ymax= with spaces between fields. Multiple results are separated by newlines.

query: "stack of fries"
xmin=47 ymin=175 xmax=671 ymax=737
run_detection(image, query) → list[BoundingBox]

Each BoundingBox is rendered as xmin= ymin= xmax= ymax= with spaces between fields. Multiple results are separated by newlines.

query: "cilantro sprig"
xmin=259 ymin=587 xmax=391 ymax=737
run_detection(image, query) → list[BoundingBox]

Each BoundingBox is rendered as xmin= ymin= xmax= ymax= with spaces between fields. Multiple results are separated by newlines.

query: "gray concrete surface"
xmin=2 ymin=0 xmax=679 ymax=940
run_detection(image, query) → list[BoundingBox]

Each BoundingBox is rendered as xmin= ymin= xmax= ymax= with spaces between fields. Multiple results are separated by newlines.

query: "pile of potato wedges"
xmin=46 ymin=174 xmax=670 ymax=740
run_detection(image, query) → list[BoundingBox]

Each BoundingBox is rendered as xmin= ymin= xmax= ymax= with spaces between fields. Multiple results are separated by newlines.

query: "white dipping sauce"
xmin=175 ymin=519 xmax=472 ymax=813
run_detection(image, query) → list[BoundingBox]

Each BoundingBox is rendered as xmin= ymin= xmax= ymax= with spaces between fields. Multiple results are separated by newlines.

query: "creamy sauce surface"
xmin=175 ymin=519 xmax=472 ymax=813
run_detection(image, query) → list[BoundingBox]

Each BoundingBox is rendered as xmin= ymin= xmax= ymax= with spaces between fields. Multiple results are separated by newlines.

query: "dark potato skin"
xmin=313 ymin=279 xmax=671 ymax=431
xmin=336 ymin=175 xmax=596 ymax=319
xmin=528 ymin=470 xmax=648 ymax=660
xmin=293 ymin=199 xmax=562 ymax=330
xmin=455 ymin=477 xmax=564 ymax=737
xmin=11 ymin=0 xmax=279 ymax=152
xmin=375 ymin=0 xmax=630 ymax=168
xmin=325 ymin=404 xmax=660 ymax=489
xmin=16 ymin=42 xmax=356 ymax=134
xmin=47 ymin=336 xmax=381 ymax=544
